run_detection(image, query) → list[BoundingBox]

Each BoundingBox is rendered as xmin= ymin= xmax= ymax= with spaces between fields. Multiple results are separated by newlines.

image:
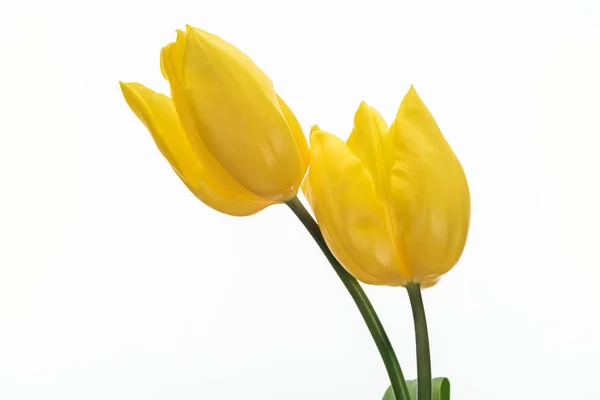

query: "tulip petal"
xmin=160 ymin=30 xmax=274 ymax=208
xmin=346 ymin=102 xmax=393 ymax=198
xmin=181 ymin=28 xmax=304 ymax=200
xmin=390 ymin=86 xmax=470 ymax=286
xmin=303 ymin=128 xmax=408 ymax=286
xmin=119 ymin=82 xmax=271 ymax=216
xmin=277 ymin=94 xmax=309 ymax=172
xmin=160 ymin=29 xmax=187 ymax=82
xmin=161 ymin=29 xmax=208 ymax=167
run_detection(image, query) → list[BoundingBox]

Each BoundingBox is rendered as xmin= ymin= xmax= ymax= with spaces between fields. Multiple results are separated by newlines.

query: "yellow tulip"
xmin=303 ymin=87 xmax=470 ymax=288
xmin=120 ymin=26 xmax=308 ymax=216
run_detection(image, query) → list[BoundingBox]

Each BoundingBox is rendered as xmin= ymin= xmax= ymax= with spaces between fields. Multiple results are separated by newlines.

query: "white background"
xmin=1 ymin=0 xmax=599 ymax=399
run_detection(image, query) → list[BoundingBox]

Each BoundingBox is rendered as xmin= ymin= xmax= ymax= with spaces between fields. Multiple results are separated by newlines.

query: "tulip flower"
xmin=120 ymin=26 xmax=308 ymax=216
xmin=303 ymin=86 xmax=470 ymax=288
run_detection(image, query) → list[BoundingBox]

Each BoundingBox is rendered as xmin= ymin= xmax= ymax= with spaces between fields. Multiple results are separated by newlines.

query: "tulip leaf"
xmin=382 ymin=377 xmax=450 ymax=400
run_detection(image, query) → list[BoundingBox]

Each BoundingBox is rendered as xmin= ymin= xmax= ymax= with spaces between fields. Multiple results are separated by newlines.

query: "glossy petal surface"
xmin=347 ymin=102 xmax=394 ymax=198
xmin=389 ymin=87 xmax=470 ymax=286
xmin=160 ymin=29 xmax=265 ymax=206
xmin=277 ymin=94 xmax=309 ymax=172
xmin=120 ymin=82 xmax=271 ymax=216
xmin=181 ymin=28 xmax=305 ymax=200
xmin=304 ymin=128 xmax=407 ymax=286
xmin=303 ymin=87 xmax=470 ymax=287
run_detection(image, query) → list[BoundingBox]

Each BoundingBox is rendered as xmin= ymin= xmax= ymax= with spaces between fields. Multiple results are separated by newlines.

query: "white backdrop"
xmin=1 ymin=0 xmax=600 ymax=399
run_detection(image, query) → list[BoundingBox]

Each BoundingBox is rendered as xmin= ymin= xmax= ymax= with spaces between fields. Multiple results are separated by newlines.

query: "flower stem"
xmin=286 ymin=197 xmax=410 ymax=400
xmin=406 ymin=282 xmax=431 ymax=400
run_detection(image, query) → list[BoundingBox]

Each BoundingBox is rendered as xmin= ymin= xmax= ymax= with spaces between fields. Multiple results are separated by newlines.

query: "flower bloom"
xmin=120 ymin=26 xmax=308 ymax=216
xmin=303 ymin=87 xmax=470 ymax=287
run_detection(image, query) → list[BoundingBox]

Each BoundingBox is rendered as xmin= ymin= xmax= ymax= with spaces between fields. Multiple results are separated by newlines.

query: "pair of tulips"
xmin=120 ymin=26 xmax=471 ymax=290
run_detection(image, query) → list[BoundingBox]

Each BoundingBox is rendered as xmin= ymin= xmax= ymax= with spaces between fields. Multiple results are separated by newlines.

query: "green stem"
xmin=406 ymin=282 xmax=431 ymax=400
xmin=286 ymin=197 xmax=410 ymax=400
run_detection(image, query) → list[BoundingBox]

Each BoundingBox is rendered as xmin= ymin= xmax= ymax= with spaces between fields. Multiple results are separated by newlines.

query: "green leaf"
xmin=382 ymin=377 xmax=450 ymax=400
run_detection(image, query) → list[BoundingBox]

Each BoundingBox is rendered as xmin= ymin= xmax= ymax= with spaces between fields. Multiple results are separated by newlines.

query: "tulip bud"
xmin=303 ymin=87 xmax=470 ymax=287
xmin=120 ymin=26 xmax=308 ymax=216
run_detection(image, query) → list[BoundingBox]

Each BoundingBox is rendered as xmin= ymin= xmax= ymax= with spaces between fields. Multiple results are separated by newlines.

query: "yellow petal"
xmin=346 ymin=102 xmax=393 ymax=198
xmin=181 ymin=27 xmax=305 ymax=200
xmin=160 ymin=30 xmax=274 ymax=209
xmin=119 ymin=81 xmax=272 ymax=216
xmin=277 ymin=94 xmax=309 ymax=172
xmin=160 ymin=29 xmax=187 ymax=82
xmin=161 ymin=28 xmax=202 ymax=158
xmin=390 ymin=86 xmax=470 ymax=286
xmin=303 ymin=128 xmax=407 ymax=286
xmin=346 ymin=103 xmax=408 ymax=281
